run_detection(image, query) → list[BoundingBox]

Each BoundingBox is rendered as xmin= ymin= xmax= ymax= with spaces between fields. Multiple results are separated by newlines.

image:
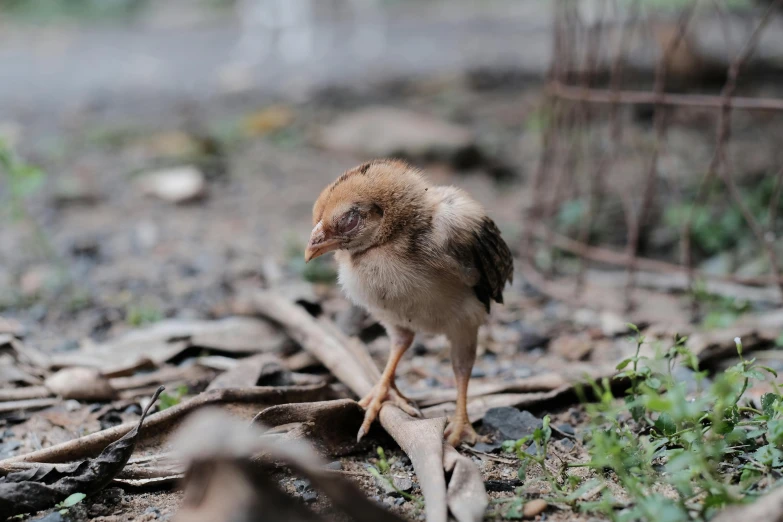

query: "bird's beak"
xmin=304 ymin=221 xmax=340 ymax=262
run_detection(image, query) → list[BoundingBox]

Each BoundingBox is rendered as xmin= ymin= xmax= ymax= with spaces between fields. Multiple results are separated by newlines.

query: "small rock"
xmin=0 ymin=316 xmax=25 ymax=337
xmin=474 ymin=441 xmax=502 ymax=453
xmin=559 ymin=438 xmax=575 ymax=451
xmin=700 ymin=252 xmax=734 ymax=276
xmin=600 ymin=311 xmax=629 ymax=338
xmin=325 ymin=461 xmax=342 ymax=471
xmin=302 ymin=490 xmax=318 ymax=503
xmin=393 ymin=476 xmax=414 ymax=493
xmin=53 ymin=339 xmax=80 ymax=352
xmin=523 ymin=498 xmax=548 ymax=518
xmin=30 ymin=512 xmax=64 ymax=522
xmin=482 ymin=407 xmax=543 ymax=442
xmin=383 ymin=496 xmax=396 ymax=507
xmin=136 ymin=165 xmax=206 ymax=204
xmin=394 ymin=497 xmax=405 ymax=506
xmin=374 ymin=475 xmax=397 ymax=496
xmin=524 ymin=442 xmax=539 ymax=456
xmin=556 ymin=424 xmax=575 ymax=436
xmin=736 ymin=255 xmax=770 ymax=278
xmin=143 ymin=507 xmax=162 ymax=518
xmin=45 ymin=367 xmax=118 ymax=401
xmin=0 ymin=440 xmax=21 ymax=459
xmin=52 ymin=176 xmax=100 ymax=208
xmin=293 ymin=479 xmax=311 ymax=493
xmin=512 ymin=322 xmax=550 ymax=352
xmin=69 ymin=236 xmax=101 ymax=260
xmin=318 ymin=107 xmax=477 ymax=165
xmin=471 ymin=367 xmax=486 ymax=378
xmin=549 ymin=334 xmax=593 ymax=361
xmin=19 ymin=265 xmax=59 ymax=298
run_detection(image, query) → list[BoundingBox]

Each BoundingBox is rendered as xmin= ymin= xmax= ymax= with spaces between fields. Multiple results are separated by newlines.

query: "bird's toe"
xmin=445 ymin=417 xmax=481 ymax=447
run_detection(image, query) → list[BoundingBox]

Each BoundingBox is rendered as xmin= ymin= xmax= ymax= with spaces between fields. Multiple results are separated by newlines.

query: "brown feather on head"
xmin=305 ymin=160 xmax=429 ymax=262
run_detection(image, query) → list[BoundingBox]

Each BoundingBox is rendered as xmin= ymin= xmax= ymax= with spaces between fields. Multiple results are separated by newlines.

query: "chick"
xmin=305 ymin=159 xmax=513 ymax=446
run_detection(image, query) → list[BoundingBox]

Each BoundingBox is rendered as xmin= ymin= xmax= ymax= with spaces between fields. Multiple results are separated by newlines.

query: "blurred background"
xmin=0 ymin=0 xmax=782 ymax=349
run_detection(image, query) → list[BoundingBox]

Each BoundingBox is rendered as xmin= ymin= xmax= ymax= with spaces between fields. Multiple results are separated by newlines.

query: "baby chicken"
xmin=305 ymin=159 xmax=513 ymax=446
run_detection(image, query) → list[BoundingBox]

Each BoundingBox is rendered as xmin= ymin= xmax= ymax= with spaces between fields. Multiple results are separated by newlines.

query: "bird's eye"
xmin=340 ymin=211 xmax=360 ymax=233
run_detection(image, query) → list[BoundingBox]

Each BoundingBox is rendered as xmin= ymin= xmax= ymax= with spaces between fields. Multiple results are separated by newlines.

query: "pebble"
xmin=523 ymin=499 xmax=548 ymax=518
xmin=393 ymin=476 xmax=414 ymax=493
xmin=325 ymin=460 xmax=342 ymax=471
xmin=293 ymin=479 xmax=311 ymax=493
xmin=559 ymin=438 xmax=575 ymax=451
xmin=483 ymin=407 xmax=543 ymax=442
xmin=30 ymin=512 xmax=64 ymax=522
xmin=395 ymin=497 xmax=405 ymax=506
xmin=143 ymin=507 xmax=162 ymax=518
xmin=556 ymin=424 xmax=575 ymax=436
xmin=302 ymin=490 xmax=318 ymax=503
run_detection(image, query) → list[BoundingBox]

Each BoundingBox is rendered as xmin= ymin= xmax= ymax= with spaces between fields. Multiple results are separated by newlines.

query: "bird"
xmin=305 ymin=159 xmax=513 ymax=446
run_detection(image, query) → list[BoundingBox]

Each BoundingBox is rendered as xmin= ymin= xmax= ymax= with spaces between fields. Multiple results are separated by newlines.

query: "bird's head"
xmin=305 ymin=160 xmax=428 ymax=262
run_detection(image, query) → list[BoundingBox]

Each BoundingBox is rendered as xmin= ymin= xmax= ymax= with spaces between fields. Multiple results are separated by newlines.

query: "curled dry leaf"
xmin=44 ymin=367 xmax=118 ymax=401
xmin=251 ymin=399 xmax=369 ymax=457
xmin=172 ymin=409 xmax=406 ymax=522
xmin=0 ymin=386 xmax=164 ymax=518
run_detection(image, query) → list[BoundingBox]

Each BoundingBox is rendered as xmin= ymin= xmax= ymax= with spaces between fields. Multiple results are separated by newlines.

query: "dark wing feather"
xmin=451 ymin=217 xmax=514 ymax=313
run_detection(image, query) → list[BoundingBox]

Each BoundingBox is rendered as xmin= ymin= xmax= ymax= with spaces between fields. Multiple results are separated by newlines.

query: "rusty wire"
xmin=529 ymin=0 xmax=783 ymax=310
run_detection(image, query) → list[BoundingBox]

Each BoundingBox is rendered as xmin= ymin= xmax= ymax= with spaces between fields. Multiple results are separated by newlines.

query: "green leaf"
xmin=647 ymin=377 xmax=662 ymax=390
xmin=616 ymin=358 xmax=633 ymax=370
xmin=762 ymin=393 xmax=780 ymax=417
xmin=754 ymin=444 xmax=783 ymax=467
xmin=654 ymin=413 xmax=676 ymax=436
xmin=767 ymin=419 xmax=783 ymax=446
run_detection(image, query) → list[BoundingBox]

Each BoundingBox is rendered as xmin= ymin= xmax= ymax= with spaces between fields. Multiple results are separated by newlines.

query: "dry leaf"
xmin=172 ymin=409 xmax=405 ymax=522
xmin=45 ymin=367 xmax=118 ymax=401
xmin=0 ymin=387 xmax=163 ymax=518
xmin=252 ymin=399 xmax=368 ymax=457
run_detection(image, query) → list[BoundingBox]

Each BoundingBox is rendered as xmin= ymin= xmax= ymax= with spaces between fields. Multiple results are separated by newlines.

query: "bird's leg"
xmin=357 ymin=327 xmax=419 ymax=441
xmin=445 ymin=333 xmax=483 ymax=446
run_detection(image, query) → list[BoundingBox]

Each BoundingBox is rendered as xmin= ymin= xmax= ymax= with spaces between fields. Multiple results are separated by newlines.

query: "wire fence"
xmin=525 ymin=0 xmax=783 ymax=313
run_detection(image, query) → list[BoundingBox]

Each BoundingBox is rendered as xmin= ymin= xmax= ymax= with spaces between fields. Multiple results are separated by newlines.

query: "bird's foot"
xmin=445 ymin=416 xmax=486 ymax=447
xmin=357 ymin=383 xmax=420 ymax=441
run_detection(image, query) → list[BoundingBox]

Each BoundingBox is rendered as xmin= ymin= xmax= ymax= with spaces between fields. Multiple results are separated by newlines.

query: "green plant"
xmin=366 ymin=446 xmax=423 ymax=508
xmin=0 ymin=139 xmax=46 ymax=221
xmin=126 ymin=303 xmax=164 ymax=327
xmin=691 ymin=281 xmax=751 ymax=329
xmin=158 ymin=384 xmax=189 ymax=410
xmin=502 ymin=330 xmax=783 ymax=521
xmin=54 ymin=492 xmax=86 ymax=515
xmin=285 ymin=237 xmax=338 ymax=284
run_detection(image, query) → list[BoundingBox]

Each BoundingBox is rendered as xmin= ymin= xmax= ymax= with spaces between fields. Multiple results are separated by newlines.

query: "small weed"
xmin=158 ymin=384 xmax=189 ymax=411
xmin=55 ymin=492 xmax=86 ymax=515
xmin=126 ymin=304 xmax=164 ymax=327
xmin=285 ymin=237 xmax=338 ymax=284
xmin=502 ymin=328 xmax=783 ymax=521
xmin=691 ymin=281 xmax=751 ymax=329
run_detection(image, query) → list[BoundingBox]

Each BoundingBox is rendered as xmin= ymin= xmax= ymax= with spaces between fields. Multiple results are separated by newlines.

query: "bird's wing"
xmin=430 ymin=187 xmax=514 ymax=312
xmin=463 ymin=217 xmax=514 ymax=312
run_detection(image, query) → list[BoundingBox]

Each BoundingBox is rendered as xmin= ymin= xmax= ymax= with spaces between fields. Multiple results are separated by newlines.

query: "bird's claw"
xmin=445 ymin=416 xmax=485 ymax=447
xmin=356 ymin=383 xmax=421 ymax=441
